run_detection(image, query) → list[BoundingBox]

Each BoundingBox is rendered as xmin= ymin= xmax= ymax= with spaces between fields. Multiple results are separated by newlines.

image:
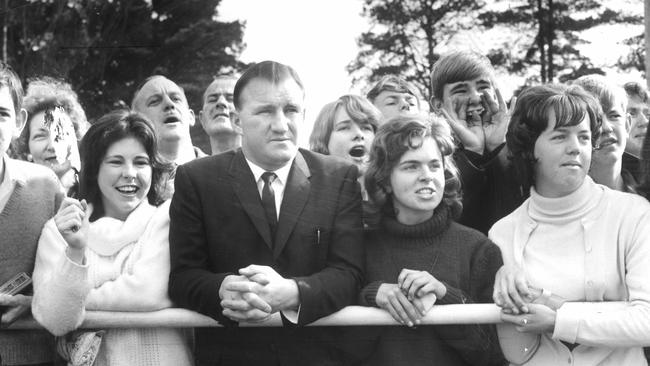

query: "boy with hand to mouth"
xmin=430 ymin=50 xmax=522 ymax=234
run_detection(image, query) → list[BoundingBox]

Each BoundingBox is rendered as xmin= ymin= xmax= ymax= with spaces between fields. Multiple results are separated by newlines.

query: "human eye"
xmin=402 ymin=162 xmax=419 ymax=171
xmin=429 ymin=161 xmax=442 ymax=170
xmin=361 ymin=123 xmax=373 ymax=132
xmin=579 ymin=134 xmax=591 ymax=142
xmin=550 ymin=133 xmax=565 ymax=141
xmin=147 ymin=97 xmax=161 ymax=107
xmin=335 ymin=123 xmax=350 ymax=131
xmin=105 ymin=158 xmax=122 ymax=166
xmin=134 ymin=157 xmax=150 ymax=166
xmin=285 ymin=105 xmax=301 ymax=114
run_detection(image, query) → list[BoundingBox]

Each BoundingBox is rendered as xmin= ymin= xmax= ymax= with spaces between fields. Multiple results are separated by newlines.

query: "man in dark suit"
xmin=169 ymin=60 xmax=364 ymax=366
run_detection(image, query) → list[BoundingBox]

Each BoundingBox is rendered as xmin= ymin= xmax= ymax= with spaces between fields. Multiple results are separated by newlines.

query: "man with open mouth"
xmin=132 ymin=75 xmax=207 ymax=166
xmin=199 ymin=74 xmax=242 ymax=155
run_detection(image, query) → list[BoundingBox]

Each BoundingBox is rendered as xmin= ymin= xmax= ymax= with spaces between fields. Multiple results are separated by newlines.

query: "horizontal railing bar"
xmin=7 ymin=304 xmax=503 ymax=330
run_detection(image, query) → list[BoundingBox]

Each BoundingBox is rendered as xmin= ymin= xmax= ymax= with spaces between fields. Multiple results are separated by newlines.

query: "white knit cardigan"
xmin=32 ymin=200 xmax=193 ymax=366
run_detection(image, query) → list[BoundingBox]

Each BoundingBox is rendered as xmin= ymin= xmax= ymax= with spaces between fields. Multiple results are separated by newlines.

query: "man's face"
xmin=238 ymin=77 xmax=304 ymax=171
xmin=625 ymin=94 xmax=649 ymax=157
xmin=438 ymin=75 xmax=495 ymax=125
xmin=0 ymin=86 xmax=23 ymax=155
xmin=132 ymin=76 xmax=195 ymax=144
xmin=199 ymin=77 xmax=240 ymax=137
xmin=372 ymin=91 xmax=419 ymax=122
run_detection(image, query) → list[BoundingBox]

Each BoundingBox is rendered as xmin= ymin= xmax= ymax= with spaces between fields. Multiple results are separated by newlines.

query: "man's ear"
xmin=231 ymin=112 xmax=243 ymax=134
xmin=14 ymin=108 xmax=27 ymax=137
xmin=188 ymin=109 xmax=196 ymax=127
xmin=625 ymin=113 xmax=632 ymax=132
xmin=198 ymin=110 xmax=207 ymax=130
xmin=430 ymin=97 xmax=443 ymax=112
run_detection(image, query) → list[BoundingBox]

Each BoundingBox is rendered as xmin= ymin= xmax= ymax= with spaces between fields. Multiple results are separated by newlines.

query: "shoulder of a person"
xmin=179 ymin=149 xmax=235 ymax=174
xmin=10 ymin=158 xmax=59 ymax=188
xmin=300 ymin=148 xmax=356 ymax=176
xmin=487 ymin=200 xmax=529 ymax=238
xmin=599 ymin=186 xmax=650 ymax=218
xmin=447 ymin=221 xmax=498 ymax=251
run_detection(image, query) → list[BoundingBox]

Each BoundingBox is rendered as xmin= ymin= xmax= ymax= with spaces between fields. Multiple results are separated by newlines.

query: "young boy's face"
xmin=0 ymin=86 xmax=23 ymax=155
xmin=440 ymin=75 xmax=495 ymax=125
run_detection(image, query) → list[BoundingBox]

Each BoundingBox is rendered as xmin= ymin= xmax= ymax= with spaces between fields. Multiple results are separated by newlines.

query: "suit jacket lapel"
xmin=274 ymin=151 xmax=311 ymax=258
xmin=230 ymin=150 xmax=273 ymax=249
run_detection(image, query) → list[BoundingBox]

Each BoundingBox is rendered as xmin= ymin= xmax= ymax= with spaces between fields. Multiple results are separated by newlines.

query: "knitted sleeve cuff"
xmin=437 ymin=282 xmax=469 ymax=305
xmin=359 ymin=281 xmax=384 ymax=307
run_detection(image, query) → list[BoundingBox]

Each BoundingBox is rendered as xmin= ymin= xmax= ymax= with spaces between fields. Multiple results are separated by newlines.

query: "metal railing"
xmin=6 ymin=304 xmax=503 ymax=330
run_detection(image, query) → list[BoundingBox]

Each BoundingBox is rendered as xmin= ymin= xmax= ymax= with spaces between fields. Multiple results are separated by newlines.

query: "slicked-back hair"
xmin=572 ymin=75 xmax=627 ymax=115
xmin=429 ymin=50 xmax=495 ymax=101
xmin=0 ymin=61 xmax=23 ymax=114
xmin=623 ymin=81 xmax=649 ymax=103
xmin=366 ymin=75 xmax=421 ymax=106
xmin=233 ymin=60 xmax=304 ymax=110
xmin=364 ymin=114 xmax=462 ymax=222
xmin=507 ymin=84 xmax=603 ymax=196
xmin=78 ymin=110 xmax=174 ymax=221
xmin=309 ymin=94 xmax=381 ymax=155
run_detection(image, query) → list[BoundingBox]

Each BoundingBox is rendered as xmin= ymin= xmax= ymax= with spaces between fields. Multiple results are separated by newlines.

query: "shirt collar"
xmin=245 ymin=156 xmax=294 ymax=186
xmin=1 ymin=154 xmax=26 ymax=186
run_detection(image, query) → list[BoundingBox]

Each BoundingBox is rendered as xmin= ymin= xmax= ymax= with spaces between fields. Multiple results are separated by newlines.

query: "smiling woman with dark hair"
xmin=31 ymin=110 xmax=191 ymax=366
xmin=491 ymin=84 xmax=650 ymax=365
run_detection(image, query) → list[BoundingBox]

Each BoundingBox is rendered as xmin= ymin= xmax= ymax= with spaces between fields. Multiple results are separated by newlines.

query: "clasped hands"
xmin=219 ymin=265 xmax=299 ymax=323
xmin=375 ymin=269 xmax=446 ymax=328
xmin=493 ymin=265 xmax=560 ymax=334
xmin=0 ymin=293 xmax=31 ymax=328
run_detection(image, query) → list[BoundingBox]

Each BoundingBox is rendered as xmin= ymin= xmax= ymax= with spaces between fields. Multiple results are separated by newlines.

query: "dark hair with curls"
xmin=507 ymin=84 xmax=603 ymax=196
xmin=364 ymin=114 xmax=462 ymax=222
xmin=78 ymin=110 xmax=174 ymax=220
xmin=309 ymin=94 xmax=381 ymax=154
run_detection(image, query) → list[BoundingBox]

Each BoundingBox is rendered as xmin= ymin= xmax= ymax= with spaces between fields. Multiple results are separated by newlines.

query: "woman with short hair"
xmin=492 ymin=84 xmax=650 ymax=365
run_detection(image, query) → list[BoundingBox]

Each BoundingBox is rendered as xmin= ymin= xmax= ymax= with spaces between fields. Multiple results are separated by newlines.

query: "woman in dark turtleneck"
xmin=356 ymin=115 xmax=505 ymax=366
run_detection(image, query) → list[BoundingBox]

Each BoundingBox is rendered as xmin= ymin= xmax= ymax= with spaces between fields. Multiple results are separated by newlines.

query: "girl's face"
xmin=533 ymin=110 xmax=592 ymax=198
xmin=97 ymin=136 xmax=152 ymax=220
xmin=327 ymin=107 xmax=375 ymax=176
xmin=592 ymin=96 xmax=627 ymax=165
xmin=28 ymin=110 xmax=78 ymax=177
xmin=389 ymin=137 xmax=445 ymax=225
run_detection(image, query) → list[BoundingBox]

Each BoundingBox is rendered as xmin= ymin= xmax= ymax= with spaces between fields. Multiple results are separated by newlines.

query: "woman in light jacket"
xmin=491 ymin=84 xmax=650 ymax=365
xmin=32 ymin=110 xmax=192 ymax=366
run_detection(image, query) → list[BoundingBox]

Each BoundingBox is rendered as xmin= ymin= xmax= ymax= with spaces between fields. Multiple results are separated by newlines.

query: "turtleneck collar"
xmin=381 ymin=203 xmax=451 ymax=241
xmin=529 ymin=176 xmax=603 ymax=224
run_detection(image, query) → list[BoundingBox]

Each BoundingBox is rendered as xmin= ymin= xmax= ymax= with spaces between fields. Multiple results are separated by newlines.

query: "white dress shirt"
xmin=245 ymin=157 xmax=293 ymax=220
xmin=0 ymin=154 xmax=18 ymax=213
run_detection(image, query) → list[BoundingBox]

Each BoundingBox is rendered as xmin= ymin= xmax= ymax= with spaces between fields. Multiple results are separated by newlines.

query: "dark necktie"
xmin=261 ymin=172 xmax=278 ymax=237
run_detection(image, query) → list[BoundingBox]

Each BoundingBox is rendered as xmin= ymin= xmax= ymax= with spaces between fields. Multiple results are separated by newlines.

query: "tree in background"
xmin=0 ymin=1 xmax=246 ymax=146
xmin=350 ymin=0 xmax=644 ymax=98
xmin=347 ymin=0 xmax=484 ymax=102
xmin=480 ymin=0 xmax=643 ymax=83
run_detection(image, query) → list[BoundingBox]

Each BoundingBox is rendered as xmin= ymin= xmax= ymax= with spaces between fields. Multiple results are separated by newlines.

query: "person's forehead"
xmin=0 ymin=86 xmax=14 ymax=111
xmin=375 ymin=90 xmax=415 ymax=100
xmin=207 ymin=78 xmax=236 ymax=95
xmin=627 ymin=95 xmax=648 ymax=109
xmin=445 ymin=75 xmax=493 ymax=88
xmin=240 ymin=77 xmax=304 ymax=104
xmin=137 ymin=77 xmax=184 ymax=100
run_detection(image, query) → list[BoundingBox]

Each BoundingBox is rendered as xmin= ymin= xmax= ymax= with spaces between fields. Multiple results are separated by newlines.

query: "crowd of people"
xmin=0 ymin=48 xmax=650 ymax=366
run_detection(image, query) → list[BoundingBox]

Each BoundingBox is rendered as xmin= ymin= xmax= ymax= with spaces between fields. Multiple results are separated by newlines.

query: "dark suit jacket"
xmin=169 ymin=148 xmax=364 ymax=365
